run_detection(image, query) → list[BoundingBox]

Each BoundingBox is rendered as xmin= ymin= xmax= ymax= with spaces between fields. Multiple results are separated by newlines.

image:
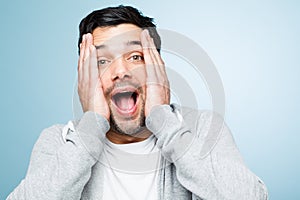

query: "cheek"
xmin=99 ymin=70 xmax=112 ymax=91
xmin=131 ymin=65 xmax=147 ymax=85
xmin=98 ymin=65 xmax=110 ymax=77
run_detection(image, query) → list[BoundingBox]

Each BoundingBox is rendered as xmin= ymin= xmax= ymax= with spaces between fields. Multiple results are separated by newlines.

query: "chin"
xmin=105 ymin=80 xmax=146 ymax=135
xmin=110 ymin=110 xmax=146 ymax=136
xmin=111 ymin=117 xmax=146 ymax=136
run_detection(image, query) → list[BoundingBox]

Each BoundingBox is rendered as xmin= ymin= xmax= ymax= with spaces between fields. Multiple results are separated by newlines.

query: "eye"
xmin=128 ymin=54 xmax=144 ymax=62
xmin=97 ymin=59 xmax=111 ymax=67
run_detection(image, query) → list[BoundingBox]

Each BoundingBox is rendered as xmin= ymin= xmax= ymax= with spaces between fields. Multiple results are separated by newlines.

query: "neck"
xmin=106 ymin=128 xmax=152 ymax=144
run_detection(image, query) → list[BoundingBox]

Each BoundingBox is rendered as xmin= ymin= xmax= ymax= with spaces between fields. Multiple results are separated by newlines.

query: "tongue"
xmin=115 ymin=95 xmax=135 ymax=111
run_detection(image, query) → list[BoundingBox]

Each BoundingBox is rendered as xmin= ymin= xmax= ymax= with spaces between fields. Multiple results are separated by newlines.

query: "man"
xmin=7 ymin=5 xmax=268 ymax=200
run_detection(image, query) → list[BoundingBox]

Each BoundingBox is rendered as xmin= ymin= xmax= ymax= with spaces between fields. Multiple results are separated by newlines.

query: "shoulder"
xmin=32 ymin=123 xmax=66 ymax=155
xmin=39 ymin=124 xmax=65 ymax=142
xmin=174 ymin=104 xmax=228 ymax=157
xmin=173 ymin=104 xmax=225 ymax=127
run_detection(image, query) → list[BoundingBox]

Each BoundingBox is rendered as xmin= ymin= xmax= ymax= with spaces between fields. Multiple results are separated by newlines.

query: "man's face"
xmin=92 ymin=24 xmax=147 ymax=136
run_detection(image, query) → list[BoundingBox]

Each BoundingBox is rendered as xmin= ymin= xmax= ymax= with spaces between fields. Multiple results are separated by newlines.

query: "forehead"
xmin=92 ymin=24 xmax=142 ymax=47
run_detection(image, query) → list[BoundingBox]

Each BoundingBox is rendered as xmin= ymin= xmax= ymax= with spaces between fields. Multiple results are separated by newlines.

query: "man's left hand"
xmin=141 ymin=29 xmax=170 ymax=117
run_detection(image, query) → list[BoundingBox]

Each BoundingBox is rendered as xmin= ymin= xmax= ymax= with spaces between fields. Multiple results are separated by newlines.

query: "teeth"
xmin=113 ymin=92 xmax=133 ymax=99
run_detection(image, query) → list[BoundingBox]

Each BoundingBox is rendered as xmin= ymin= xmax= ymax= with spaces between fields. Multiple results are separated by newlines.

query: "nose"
xmin=110 ymin=57 xmax=132 ymax=81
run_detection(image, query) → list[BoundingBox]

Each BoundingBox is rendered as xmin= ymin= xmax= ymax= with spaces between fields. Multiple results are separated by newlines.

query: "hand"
xmin=141 ymin=30 xmax=170 ymax=117
xmin=78 ymin=33 xmax=110 ymax=120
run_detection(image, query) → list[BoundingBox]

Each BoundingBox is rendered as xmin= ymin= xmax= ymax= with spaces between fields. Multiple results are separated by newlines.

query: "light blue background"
xmin=0 ymin=0 xmax=299 ymax=199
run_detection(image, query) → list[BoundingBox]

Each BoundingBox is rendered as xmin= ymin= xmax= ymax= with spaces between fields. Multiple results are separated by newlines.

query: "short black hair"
xmin=78 ymin=5 xmax=161 ymax=54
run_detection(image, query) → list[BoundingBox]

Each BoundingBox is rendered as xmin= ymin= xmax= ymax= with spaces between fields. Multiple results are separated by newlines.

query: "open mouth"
xmin=111 ymin=89 xmax=139 ymax=115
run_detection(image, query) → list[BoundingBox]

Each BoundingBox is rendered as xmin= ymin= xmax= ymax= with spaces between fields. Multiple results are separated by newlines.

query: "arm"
xmin=141 ymin=28 xmax=267 ymax=200
xmin=7 ymin=33 xmax=110 ymax=200
xmin=146 ymin=104 xmax=268 ymax=200
xmin=7 ymin=112 xmax=109 ymax=200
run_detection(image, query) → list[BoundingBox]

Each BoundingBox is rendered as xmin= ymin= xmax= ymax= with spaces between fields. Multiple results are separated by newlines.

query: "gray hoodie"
xmin=7 ymin=104 xmax=268 ymax=200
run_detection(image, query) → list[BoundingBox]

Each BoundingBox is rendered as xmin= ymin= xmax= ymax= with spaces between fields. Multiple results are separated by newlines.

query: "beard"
xmin=105 ymin=80 xmax=146 ymax=136
xmin=109 ymin=100 xmax=146 ymax=136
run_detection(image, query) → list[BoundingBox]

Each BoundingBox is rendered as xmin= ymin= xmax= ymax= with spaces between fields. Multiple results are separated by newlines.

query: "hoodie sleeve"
xmin=146 ymin=104 xmax=268 ymax=200
xmin=6 ymin=111 xmax=110 ymax=200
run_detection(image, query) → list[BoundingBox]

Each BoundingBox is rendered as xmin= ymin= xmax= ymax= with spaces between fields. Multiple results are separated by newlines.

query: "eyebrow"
xmin=126 ymin=40 xmax=142 ymax=47
xmin=95 ymin=40 xmax=142 ymax=50
xmin=95 ymin=44 xmax=106 ymax=50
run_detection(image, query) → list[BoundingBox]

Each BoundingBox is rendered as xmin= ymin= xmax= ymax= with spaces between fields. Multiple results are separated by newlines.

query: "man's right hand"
xmin=78 ymin=33 xmax=110 ymax=120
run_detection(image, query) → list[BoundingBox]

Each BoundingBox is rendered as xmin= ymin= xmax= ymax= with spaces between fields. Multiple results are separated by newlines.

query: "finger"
xmin=147 ymin=36 xmax=161 ymax=77
xmin=79 ymin=34 xmax=86 ymax=68
xmin=146 ymin=34 xmax=159 ymax=65
xmin=147 ymin=32 xmax=170 ymax=102
xmin=148 ymin=34 xmax=167 ymax=79
xmin=84 ymin=33 xmax=92 ymax=60
xmin=88 ymin=34 xmax=97 ymax=78
xmin=147 ymin=34 xmax=170 ymax=93
xmin=82 ymin=33 xmax=93 ymax=81
xmin=146 ymin=32 xmax=168 ymax=94
xmin=89 ymin=44 xmax=100 ymax=87
xmin=78 ymin=34 xmax=86 ymax=82
xmin=141 ymin=29 xmax=158 ymax=83
xmin=89 ymin=34 xmax=100 ymax=87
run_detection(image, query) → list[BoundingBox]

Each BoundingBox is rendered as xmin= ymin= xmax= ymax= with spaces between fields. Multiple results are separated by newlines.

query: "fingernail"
xmin=142 ymin=29 xmax=148 ymax=37
xmin=145 ymin=29 xmax=150 ymax=36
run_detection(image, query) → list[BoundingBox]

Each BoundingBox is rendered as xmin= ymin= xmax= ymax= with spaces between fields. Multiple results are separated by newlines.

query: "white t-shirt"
xmin=101 ymin=135 xmax=162 ymax=200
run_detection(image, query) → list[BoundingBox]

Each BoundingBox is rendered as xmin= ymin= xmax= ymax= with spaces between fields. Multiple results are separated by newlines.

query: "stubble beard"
xmin=105 ymin=81 xmax=146 ymax=136
xmin=109 ymin=97 xmax=146 ymax=136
